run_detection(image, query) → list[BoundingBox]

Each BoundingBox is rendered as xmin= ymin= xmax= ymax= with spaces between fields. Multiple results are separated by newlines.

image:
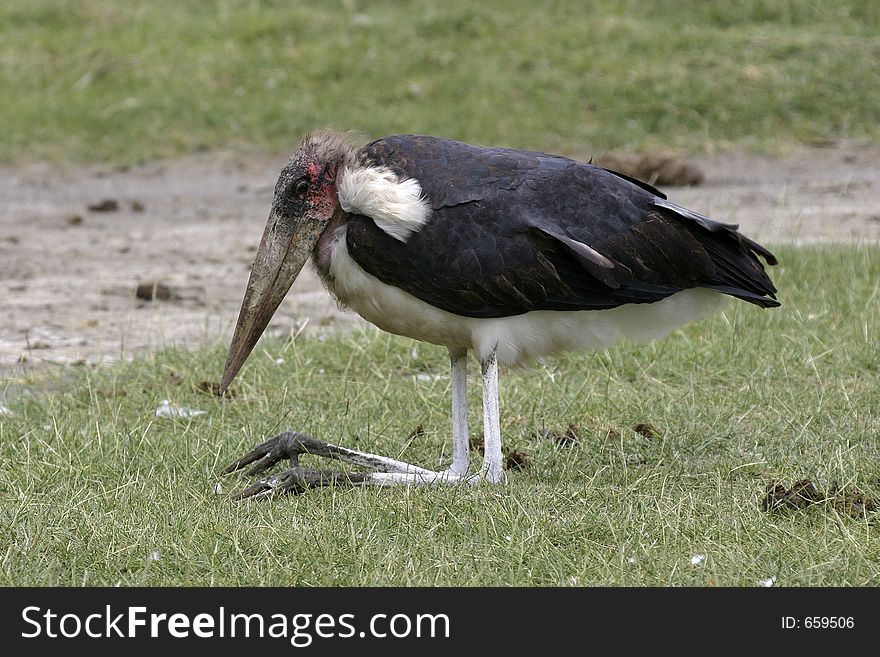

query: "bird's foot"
xmin=232 ymin=467 xmax=371 ymax=500
xmin=223 ymin=431 xmax=473 ymax=500
xmin=481 ymin=462 xmax=507 ymax=485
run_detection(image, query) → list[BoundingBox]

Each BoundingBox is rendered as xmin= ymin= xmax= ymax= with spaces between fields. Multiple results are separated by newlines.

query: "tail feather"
xmin=701 ymin=284 xmax=781 ymax=308
xmin=691 ymin=229 xmax=779 ymax=307
xmin=656 ymin=203 xmax=779 ymax=308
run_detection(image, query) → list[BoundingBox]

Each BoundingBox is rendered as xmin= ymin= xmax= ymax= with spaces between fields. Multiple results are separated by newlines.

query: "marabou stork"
xmin=220 ymin=131 xmax=778 ymax=498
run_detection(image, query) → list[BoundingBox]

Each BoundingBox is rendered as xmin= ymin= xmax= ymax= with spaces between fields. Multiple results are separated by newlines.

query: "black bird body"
xmin=300 ymin=134 xmax=779 ymax=366
xmin=220 ymin=131 xmax=780 ymax=494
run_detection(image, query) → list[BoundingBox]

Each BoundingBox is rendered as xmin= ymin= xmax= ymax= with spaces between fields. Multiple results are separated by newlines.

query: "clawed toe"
xmin=223 ymin=431 xmax=342 ymax=476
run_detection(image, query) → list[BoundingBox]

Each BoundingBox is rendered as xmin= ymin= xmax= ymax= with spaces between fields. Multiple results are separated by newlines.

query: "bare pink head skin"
xmin=220 ymin=132 xmax=355 ymax=393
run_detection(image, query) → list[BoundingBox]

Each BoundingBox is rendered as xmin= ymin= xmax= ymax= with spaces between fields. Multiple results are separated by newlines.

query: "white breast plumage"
xmin=327 ymin=227 xmax=725 ymax=365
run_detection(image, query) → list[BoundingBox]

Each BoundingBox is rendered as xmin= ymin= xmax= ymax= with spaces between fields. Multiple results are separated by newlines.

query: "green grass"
xmin=1 ymin=245 xmax=878 ymax=586
xmin=1 ymin=0 xmax=879 ymax=164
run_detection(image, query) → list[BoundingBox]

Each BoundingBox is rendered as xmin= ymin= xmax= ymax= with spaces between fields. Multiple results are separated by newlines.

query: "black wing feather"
xmin=346 ymin=135 xmax=778 ymax=318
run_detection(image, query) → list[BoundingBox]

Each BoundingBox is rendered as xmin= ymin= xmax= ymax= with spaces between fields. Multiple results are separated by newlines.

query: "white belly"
xmin=326 ymin=230 xmax=726 ymax=365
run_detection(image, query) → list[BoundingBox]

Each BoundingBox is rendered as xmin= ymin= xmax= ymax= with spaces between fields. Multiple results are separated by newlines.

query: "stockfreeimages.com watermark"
xmin=21 ymin=605 xmax=450 ymax=646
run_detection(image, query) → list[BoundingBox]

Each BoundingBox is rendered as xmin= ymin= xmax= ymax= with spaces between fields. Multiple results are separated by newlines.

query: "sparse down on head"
xmin=220 ymin=130 xmax=442 ymax=393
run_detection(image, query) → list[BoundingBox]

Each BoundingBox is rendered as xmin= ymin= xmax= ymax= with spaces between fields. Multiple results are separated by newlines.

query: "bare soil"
xmin=2 ymin=143 xmax=878 ymax=378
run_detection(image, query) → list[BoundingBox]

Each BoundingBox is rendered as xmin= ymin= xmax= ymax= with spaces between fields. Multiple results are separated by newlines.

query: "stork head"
xmin=220 ymin=131 xmax=355 ymax=393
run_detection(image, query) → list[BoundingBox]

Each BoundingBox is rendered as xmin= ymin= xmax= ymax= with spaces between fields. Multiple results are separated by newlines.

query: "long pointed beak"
xmin=220 ymin=210 xmax=321 ymax=394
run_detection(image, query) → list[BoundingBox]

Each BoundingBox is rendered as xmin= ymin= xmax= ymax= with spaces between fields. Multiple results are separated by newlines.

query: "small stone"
xmin=135 ymin=281 xmax=172 ymax=301
xmin=88 ymin=199 xmax=120 ymax=212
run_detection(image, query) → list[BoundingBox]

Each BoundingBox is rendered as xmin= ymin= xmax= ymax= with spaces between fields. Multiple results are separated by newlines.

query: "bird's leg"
xmin=223 ymin=431 xmax=469 ymax=499
xmin=439 ymin=348 xmax=471 ymax=478
xmin=480 ymin=348 xmax=506 ymax=484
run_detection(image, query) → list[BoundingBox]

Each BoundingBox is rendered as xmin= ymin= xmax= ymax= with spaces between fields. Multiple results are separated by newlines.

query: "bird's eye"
xmin=294 ymin=178 xmax=309 ymax=195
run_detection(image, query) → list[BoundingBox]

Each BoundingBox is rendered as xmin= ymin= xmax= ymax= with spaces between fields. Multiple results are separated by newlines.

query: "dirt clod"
xmin=88 ymin=199 xmax=120 ymax=212
xmin=505 ymin=450 xmax=531 ymax=470
xmin=131 ymin=200 xmax=145 ymax=212
xmin=135 ymin=281 xmax=172 ymax=301
xmin=66 ymin=214 xmax=84 ymax=226
xmin=762 ymin=479 xmax=877 ymax=518
xmin=598 ymin=153 xmax=704 ymax=187
xmin=633 ymin=423 xmax=660 ymax=439
xmin=763 ymin=479 xmax=824 ymax=511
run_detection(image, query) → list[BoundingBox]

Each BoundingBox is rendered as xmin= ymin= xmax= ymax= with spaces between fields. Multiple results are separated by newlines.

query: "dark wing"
xmin=345 ymin=135 xmax=778 ymax=319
